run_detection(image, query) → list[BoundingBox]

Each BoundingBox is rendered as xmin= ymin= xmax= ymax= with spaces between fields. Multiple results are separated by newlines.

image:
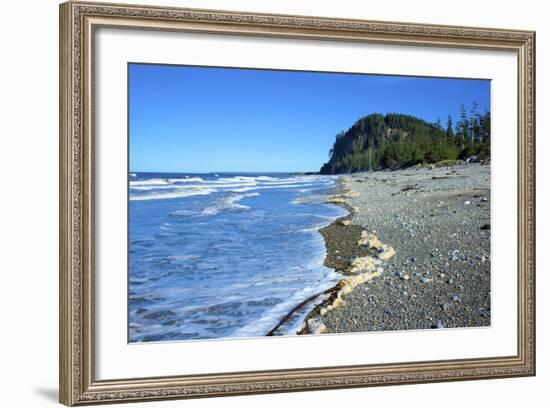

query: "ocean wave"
xmin=130 ymin=177 xmax=204 ymax=187
xmin=131 ymin=185 xmax=180 ymax=191
xmin=131 ymin=182 xmax=259 ymax=191
xmin=130 ymin=187 xmax=215 ymax=201
xmin=257 ymin=178 xmax=326 ymax=186
xmin=202 ymin=193 xmax=260 ymax=216
xmin=232 ymin=269 xmax=343 ymax=337
xmin=230 ymin=183 xmax=318 ymax=193
xmin=205 ymin=182 xmax=257 ymax=188
xmin=170 ymin=209 xmax=199 ymax=217
xmin=168 ymin=177 xmax=204 ymax=183
xmin=130 ymin=178 xmax=171 ymax=186
xmin=219 ymin=176 xmax=276 ymax=182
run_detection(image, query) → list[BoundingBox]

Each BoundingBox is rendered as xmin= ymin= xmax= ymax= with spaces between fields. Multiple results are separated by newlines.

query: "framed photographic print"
xmin=59 ymin=1 xmax=536 ymax=405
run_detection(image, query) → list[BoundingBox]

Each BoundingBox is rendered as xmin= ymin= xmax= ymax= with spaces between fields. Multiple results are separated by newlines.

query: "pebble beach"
xmin=301 ymin=163 xmax=491 ymax=334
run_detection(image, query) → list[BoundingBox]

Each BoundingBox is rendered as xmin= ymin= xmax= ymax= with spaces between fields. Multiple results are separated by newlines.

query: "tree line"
xmin=320 ymin=103 xmax=490 ymax=174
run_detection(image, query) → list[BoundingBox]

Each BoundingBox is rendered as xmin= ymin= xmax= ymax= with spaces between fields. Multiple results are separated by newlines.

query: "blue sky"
xmin=129 ymin=63 xmax=490 ymax=173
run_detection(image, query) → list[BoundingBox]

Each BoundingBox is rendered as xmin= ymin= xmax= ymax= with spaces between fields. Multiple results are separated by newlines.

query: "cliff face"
xmin=320 ymin=113 xmax=456 ymax=174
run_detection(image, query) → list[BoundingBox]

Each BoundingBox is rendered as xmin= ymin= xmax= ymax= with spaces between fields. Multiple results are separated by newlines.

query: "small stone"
xmin=432 ymin=321 xmax=446 ymax=329
xmin=451 ymin=250 xmax=460 ymax=261
xmin=452 ymin=294 xmax=460 ymax=301
xmin=439 ymin=273 xmax=446 ymax=278
xmin=464 ymin=201 xmax=471 ymax=205
xmin=420 ymin=277 xmax=432 ymax=283
xmin=481 ymin=197 xmax=488 ymax=202
xmin=479 ymin=307 xmax=490 ymax=317
xmin=447 ymin=278 xmax=454 ymax=284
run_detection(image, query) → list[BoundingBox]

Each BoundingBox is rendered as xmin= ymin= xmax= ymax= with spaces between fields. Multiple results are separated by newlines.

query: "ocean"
xmin=128 ymin=172 xmax=347 ymax=342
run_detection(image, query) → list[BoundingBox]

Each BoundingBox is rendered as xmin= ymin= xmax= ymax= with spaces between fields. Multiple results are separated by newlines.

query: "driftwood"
xmin=265 ymin=284 xmax=340 ymax=336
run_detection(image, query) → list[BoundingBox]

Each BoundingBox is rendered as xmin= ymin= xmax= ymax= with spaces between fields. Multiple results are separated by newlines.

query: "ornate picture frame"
xmin=59 ymin=1 xmax=535 ymax=405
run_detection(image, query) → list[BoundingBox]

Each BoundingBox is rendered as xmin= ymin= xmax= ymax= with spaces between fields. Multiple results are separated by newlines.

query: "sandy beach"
xmin=301 ymin=163 xmax=491 ymax=334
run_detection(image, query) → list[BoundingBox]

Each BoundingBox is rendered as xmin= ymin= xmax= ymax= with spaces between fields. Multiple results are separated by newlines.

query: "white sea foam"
xmin=130 ymin=178 xmax=171 ymax=186
xmin=204 ymin=182 xmax=257 ymax=189
xmin=170 ymin=209 xmax=199 ymax=217
xmin=130 ymin=177 xmax=204 ymax=187
xmin=131 ymin=185 xmax=179 ymax=191
xmin=130 ymin=187 xmax=215 ymax=201
xmin=232 ymin=268 xmax=343 ymax=337
xmin=257 ymin=178 xmax=324 ymax=186
xmin=168 ymin=177 xmax=204 ymax=183
xmin=218 ymin=175 xmax=276 ymax=181
xmin=131 ymin=182 xmax=258 ymax=191
xmin=201 ymin=193 xmax=260 ymax=216
xmin=230 ymin=183 xmax=318 ymax=193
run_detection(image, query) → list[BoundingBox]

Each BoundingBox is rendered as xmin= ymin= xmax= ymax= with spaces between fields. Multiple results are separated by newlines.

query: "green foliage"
xmin=320 ymin=106 xmax=490 ymax=174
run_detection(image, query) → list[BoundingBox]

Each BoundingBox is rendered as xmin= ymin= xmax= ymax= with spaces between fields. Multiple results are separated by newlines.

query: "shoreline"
xmin=298 ymin=163 xmax=491 ymax=335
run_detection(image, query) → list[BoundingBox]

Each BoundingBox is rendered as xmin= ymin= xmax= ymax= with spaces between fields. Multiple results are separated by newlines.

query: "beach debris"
xmin=377 ymin=244 xmax=396 ymax=260
xmin=304 ymin=318 xmax=326 ymax=335
xmin=320 ymin=296 xmax=345 ymax=315
xmin=349 ymin=205 xmax=359 ymax=213
xmin=340 ymin=270 xmax=383 ymax=295
xmin=343 ymin=190 xmax=360 ymax=198
xmin=301 ymin=268 xmax=382 ymax=334
xmin=464 ymin=200 xmax=471 ymax=205
xmin=349 ymin=256 xmax=382 ymax=274
xmin=420 ymin=277 xmax=432 ymax=283
xmin=481 ymin=223 xmax=490 ymax=230
xmin=401 ymin=185 xmax=418 ymax=192
xmin=338 ymin=219 xmax=351 ymax=226
xmin=302 ymin=227 xmax=400 ymax=333
xmin=357 ymin=232 xmax=395 ymax=261
xmin=357 ymin=231 xmax=383 ymax=250
xmin=401 ymin=273 xmax=410 ymax=281
xmin=327 ymin=195 xmax=348 ymax=204
xmin=432 ymin=321 xmax=447 ymax=329
xmin=481 ymin=197 xmax=488 ymax=202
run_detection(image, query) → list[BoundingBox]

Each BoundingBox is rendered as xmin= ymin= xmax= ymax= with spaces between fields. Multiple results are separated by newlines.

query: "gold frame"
xmin=59 ymin=1 xmax=536 ymax=405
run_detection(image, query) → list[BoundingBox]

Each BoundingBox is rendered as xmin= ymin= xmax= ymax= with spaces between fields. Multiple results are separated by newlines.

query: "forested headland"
xmin=320 ymin=103 xmax=490 ymax=174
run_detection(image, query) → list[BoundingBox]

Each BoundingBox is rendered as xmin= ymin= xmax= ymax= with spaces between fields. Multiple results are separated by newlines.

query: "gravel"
xmin=317 ymin=163 xmax=491 ymax=333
